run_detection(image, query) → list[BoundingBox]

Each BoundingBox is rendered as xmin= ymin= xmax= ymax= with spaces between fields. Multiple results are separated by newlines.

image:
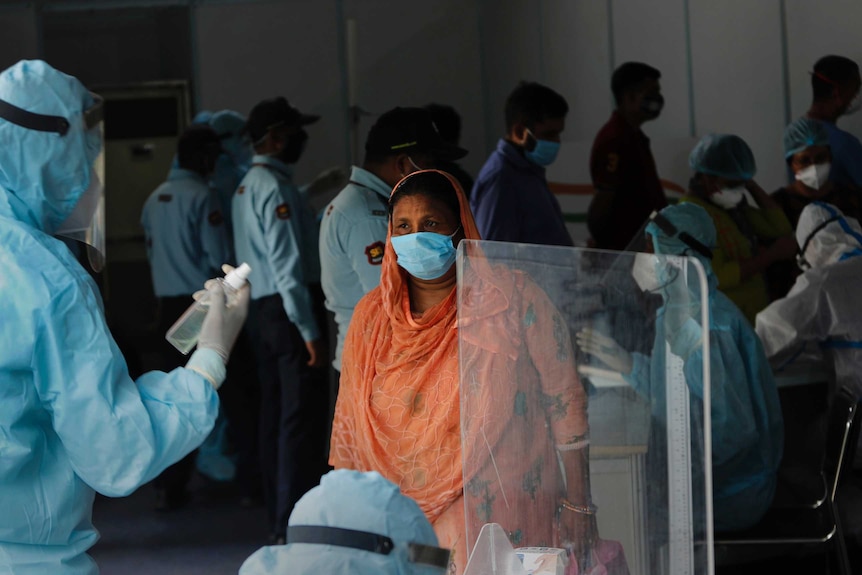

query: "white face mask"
xmin=795 ymin=162 xmax=832 ymax=190
xmin=709 ymin=186 xmax=746 ymax=209
xmin=845 ymin=92 xmax=862 ymax=116
xmin=632 ymin=253 xmax=661 ymax=292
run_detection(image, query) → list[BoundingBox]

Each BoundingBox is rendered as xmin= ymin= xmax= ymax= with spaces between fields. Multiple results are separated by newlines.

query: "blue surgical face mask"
xmin=524 ymin=129 xmax=560 ymax=167
xmin=390 ymin=227 xmax=461 ymax=280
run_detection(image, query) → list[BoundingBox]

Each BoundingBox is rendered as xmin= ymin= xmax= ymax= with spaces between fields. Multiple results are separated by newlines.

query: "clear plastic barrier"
xmin=457 ymin=241 xmax=713 ymax=575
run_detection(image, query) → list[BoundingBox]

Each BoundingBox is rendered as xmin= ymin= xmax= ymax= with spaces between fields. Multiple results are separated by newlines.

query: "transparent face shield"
xmin=56 ymin=97 xmax=106 ymax=272
xmin=457 ymin=241 xmax=713 ymax=575
xmin=0 ymin=92 xmax=106 ymax=271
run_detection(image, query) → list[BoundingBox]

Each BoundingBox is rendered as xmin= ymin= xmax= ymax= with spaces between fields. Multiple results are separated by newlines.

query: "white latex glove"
xmin=575 ymin=328 xmax=633 ymax=375
xmin=194 ymin=265 xmax=251 ymax=364
xmin=305 ymin=166 xmax=349 ymax=197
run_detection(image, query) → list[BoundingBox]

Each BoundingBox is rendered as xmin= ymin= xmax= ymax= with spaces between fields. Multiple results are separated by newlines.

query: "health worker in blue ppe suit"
xmin=757 ymin=202 xmax=862 ymax=400
xmin=232 ymin=96 xmax=329 ymax=543
xmin=577 ymin=203 xmax=783 ymax=532
xmin=0 ymin=60 xmax=250 ymax=575
xmin=239 ymin=469 xmax=450 ymax=575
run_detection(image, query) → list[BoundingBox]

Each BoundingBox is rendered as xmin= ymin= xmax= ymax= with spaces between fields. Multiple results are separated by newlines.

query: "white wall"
xmin=5 ymin=0 xmax=862 ymax=196
xmin=195 ymin=0 xmax=347 ymax=187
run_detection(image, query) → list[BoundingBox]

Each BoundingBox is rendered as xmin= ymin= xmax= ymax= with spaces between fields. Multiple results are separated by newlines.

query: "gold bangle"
xmin=559 ymin=498 xmax=597 ymax=515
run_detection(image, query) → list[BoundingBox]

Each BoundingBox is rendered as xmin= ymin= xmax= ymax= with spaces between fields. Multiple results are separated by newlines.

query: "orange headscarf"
xmin=330 ymin=170 xmax=480 ymax=522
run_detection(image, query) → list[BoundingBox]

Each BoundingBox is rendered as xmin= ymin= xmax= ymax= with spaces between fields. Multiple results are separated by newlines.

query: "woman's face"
xmin=391 ymin=194 xmax=461 ymax=239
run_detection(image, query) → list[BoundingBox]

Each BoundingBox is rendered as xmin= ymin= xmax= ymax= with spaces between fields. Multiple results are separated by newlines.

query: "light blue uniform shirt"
xmin=823 ymin=120 xmax=862 ymax=188
xmin=141 ymin=168 xmax=231 ymax=297
xmin=232 ymin=155 xmax=321 ymax=342
xmin=319 ymin=167 xmax=391 ymax=370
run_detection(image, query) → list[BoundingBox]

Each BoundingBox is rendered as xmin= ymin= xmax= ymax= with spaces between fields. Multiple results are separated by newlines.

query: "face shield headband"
xmin=0 ymin=93 xmax=103 ymax=135
xmin=648 ymin=211 xmax=714 ymax=260
xmin=0 ymin=93 xmax=106 ymax=271
xmin=286 ymin=525 xmax=450 ymax=571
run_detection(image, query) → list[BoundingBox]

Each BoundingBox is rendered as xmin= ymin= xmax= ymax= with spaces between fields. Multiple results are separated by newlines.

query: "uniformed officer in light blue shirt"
xmin=141 ymin=124 xmax=232 ymax=508
xmin=319 ymin=107 xmax=467 ymax=371
xmin=232 ymin=96 xmax=329 ymax=543
xmin=142 ymin=125 xmax=230 ymax=299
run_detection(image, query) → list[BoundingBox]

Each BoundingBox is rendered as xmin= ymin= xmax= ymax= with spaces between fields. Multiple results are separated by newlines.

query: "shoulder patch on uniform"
xmin=326 ymin=204 xmax=334 ymax=217
xmin=275 ymin=203 xmax=291 ymax=220
xmin=237 ymin=185 xmax=245 ymax=195
xmin=365 ymin=241 xmax=385 ymax=265
xmin=158 ymin=194 xmax=172 ymax=202
xmin=208 ymin=210 xmax=224 ymax=226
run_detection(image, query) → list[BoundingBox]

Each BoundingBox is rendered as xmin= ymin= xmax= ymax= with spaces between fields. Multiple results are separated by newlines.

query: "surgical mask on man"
xmin=641 ymin=94 xmax=665 ymax=119
xmin=632 ymin=253 xmax=661 ymax=292
xmin=796 ymin=162 xmax=831 ymax=190
xmin=710 ymin=185 xmax=746 ymax=210
xmin=524 ymin=129 xmax=560 ymax=167
xmin=390 ymin=227 xmax=461 ymax=280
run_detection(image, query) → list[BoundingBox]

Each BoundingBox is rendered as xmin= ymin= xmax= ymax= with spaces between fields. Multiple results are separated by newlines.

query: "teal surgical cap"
xmin=646 ymin=202 xmax=717 ymax=266
xmin=688 ymin=133 xmax=757 ymax=180
xmin=783 ymin=117 xmax=830 ymax=159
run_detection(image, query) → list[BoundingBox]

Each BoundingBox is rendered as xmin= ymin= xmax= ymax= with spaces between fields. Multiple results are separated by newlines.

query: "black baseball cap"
xmin=365 ymin=107 xmax=467 ymax=161
xmin=245 ymin=97 xmax=320 ymax=143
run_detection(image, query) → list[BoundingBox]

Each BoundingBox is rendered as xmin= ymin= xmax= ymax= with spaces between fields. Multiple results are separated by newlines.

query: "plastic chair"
xmin=713 ymin=386 xmax=860 ymax=574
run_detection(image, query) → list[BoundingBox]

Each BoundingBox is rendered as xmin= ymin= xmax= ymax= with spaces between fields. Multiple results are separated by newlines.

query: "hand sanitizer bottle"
xmin=165 ymin=263 xmax=251 ymax=354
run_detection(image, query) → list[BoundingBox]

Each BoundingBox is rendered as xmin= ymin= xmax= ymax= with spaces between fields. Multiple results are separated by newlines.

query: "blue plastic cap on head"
xmin=688 ymin=133 xmax=757 ymax=180
xmin=783 ymin=117 xmax=830 ymax=159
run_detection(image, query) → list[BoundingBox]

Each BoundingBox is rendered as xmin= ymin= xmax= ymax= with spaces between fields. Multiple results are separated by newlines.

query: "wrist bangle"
xmin=559 ymin=498 xmax=597 ymax=515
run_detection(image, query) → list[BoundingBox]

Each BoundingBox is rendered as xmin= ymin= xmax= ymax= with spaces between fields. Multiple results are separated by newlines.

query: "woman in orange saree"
xmin=330 ymin=170 xmax=591 ymax=573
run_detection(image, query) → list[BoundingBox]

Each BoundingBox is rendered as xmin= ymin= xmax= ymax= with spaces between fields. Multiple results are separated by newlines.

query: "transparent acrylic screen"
xmin=457 ymin=241 xmax=712 ymax=575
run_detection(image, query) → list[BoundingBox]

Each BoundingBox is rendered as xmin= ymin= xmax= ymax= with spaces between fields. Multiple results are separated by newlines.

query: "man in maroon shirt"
xmin=588 ymin=62 xmax=668 ymax=250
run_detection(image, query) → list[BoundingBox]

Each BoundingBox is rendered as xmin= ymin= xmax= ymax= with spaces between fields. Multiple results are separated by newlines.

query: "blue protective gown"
xmin=0 ymin=60 xmax=219 ymax=574
xmin=626 ymin=202 xmax=784 ymax=532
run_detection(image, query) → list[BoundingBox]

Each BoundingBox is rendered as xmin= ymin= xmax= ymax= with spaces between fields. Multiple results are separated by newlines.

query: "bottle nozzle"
xmin=224 ymin=263 xmax=252 ymax=290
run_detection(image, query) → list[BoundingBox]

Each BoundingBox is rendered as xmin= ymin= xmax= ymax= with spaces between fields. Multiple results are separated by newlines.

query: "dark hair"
xmin=611 ymin=62 xmax=661 ymax=106
xmin=425 ymin=103 xmax=461 ymax=145
xmin=388 ymin=171 xmax=461 ymax=224
xmin=812 ymin=55 xmax=860 ymax=100
xmin=177 ymin=125 xmax=221 ymax=172
xmin=504 ymin=81 xmax=568 ymax=132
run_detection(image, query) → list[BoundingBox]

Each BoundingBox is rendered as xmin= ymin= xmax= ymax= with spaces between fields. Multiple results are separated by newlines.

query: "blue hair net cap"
xmin=646 ymin=202 xmax=717 ymax=262
xmin=0 ymin=60 xmax=100 ymax=233
xmin=688 ymin=133 xmax=757 ymax=180
xmin=210 ymin=110 xmax=245 ymax=137
xmin=783 ymin=117 xmax=829 ymax=159
xmin=239 ymin=470 xmax=443 ymax=575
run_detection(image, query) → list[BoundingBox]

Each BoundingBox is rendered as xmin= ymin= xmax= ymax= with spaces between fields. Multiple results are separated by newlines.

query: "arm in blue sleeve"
xmin=35 ymin=281 xmax=219 ymax=497
xmin=471 ymin=174 xmax=521 ymax=242
xmin=836 ymin=131 xmax=862 ymax=187
xmin=681 ymin=331 xmax=758 ymax=467
xmin=258 ymin=182 xmax=320 ymax=341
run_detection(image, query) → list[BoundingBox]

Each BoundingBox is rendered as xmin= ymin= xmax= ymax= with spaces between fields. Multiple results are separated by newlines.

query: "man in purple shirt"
xmin=470 ymin=81 xmax=573 ymax=246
